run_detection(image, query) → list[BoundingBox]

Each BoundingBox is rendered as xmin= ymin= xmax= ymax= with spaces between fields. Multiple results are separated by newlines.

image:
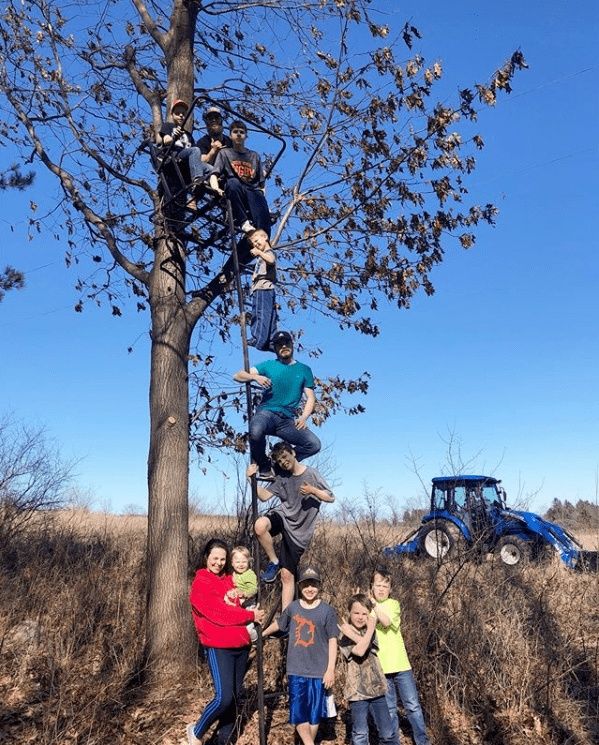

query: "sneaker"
xmin=203 ymin=180 xmax=222 ymax=195
xmin=256 ymin=468 xmax=275 ymax=481
xmin=186 ymin=722 xmax=201 ymax=745
xmin=241 ymin=219 xmax=256 ymax=233
xmin=260 ymin=561 xmax=280 ymax=583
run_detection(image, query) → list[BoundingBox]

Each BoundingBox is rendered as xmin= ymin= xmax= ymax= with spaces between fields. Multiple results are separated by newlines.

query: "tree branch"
xmin=272 ymin=17 xmax=349 ymax=244
xmin=124 ymin=45 xmax=164 ymax=132
xmin=7 ymin=91 xmax=149 ymax=286
xmin=131 ymin=0 xmax=166 ymax=52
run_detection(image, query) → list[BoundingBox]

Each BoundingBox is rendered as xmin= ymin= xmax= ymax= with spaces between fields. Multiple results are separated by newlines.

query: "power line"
xmin=0 ymin=304 xmax=73 ymax=329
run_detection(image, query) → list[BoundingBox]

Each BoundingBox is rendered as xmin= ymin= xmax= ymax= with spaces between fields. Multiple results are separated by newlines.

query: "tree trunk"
xmin=146 ymin=233 xmax=196 ymax=679
xmin=142 ymin=0 xmax=201 ymax=682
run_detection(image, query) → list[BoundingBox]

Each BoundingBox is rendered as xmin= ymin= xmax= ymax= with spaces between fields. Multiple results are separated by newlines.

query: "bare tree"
xmin=0 ymin=414 xmax=72 ymax=542
xmin=0 ymin=0 xmax=526 ymax=681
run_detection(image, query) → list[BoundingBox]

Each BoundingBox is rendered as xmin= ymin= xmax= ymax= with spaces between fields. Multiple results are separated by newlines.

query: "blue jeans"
xmin=176 ymin=147 xmax=215 ymax=184
xmin=349 ymin=696 xmax=399 ymax=745
xmin=386 ymin=670 xmax=430 ymax=745
xmin=249 ymin=408 xmax=321 ymax=471
xmin=249 ymin=289 xmax=277 ymax=351
xmin=192 ymin=646 xmax=249 ymax=744
xmin=225 ymin=177 xmax=271 ymax=235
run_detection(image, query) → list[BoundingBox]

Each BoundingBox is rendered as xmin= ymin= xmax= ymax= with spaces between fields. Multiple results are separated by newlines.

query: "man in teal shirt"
xmin=233 ymin=330 xmax=321 ymax=479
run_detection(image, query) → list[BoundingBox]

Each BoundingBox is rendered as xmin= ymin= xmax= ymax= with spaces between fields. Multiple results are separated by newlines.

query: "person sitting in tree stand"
xmin=246 ymin=228 xmax=277 ymax=351
xmin=196 ymin=105 xmax=232 ymax=166
xmin=158 ymin=99 xmax=216 ymax=203
xmin=209 ymin=119 xmax=271 ymax=236
xmin=247 ymin=440 xmax=334 ymax=609
xmin=233 ymin=330 xmax=321 ymax=480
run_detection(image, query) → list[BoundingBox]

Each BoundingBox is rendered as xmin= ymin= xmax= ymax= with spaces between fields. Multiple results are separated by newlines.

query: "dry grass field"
xmin=1 ymin=509 xmax=597 ymax=744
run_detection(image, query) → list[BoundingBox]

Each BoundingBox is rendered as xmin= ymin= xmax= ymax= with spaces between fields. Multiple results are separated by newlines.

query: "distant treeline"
xmin=544 ymin=498 xmax=599 ymax=530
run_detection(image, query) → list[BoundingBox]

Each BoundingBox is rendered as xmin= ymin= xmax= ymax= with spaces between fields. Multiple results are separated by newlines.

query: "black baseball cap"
xmin=271 ymin=330 xmax=293 ymax=348
xmin=297 ymin=567 xmax=322 ymax=584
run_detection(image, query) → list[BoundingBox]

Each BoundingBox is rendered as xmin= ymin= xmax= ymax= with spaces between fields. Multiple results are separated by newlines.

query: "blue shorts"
xmin=288 ymin=675 xmax=328 ymax=725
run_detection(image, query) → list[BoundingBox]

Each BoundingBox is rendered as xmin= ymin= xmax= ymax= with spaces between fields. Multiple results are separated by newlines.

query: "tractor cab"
xmin=431 ymin=475 xmax=503 ymax=541
xmin=431 ymin=475 xmax=504 ymax=512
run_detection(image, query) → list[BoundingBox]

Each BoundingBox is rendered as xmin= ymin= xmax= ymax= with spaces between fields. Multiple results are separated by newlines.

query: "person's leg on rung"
xmin=224 ymin=177 xmax=251 ymax=229
xmin=275 ymin=415 xmax=321 ymax=462
xmin=245 ymin=187 xmax=271 ymax=237
xmin=248 ymin=408 xmax=277 ymax=473
xmin=254 ymin=514 xmax=278 ymax=565
xmin=278 ymin=531 xmax=304 ymax=610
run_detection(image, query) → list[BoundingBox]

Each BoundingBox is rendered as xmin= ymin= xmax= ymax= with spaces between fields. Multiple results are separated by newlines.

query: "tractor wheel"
xmin=496 ymin=536 xmax=532 ymax=568
xmin=419 ymin=522 xmax=465 ymax=561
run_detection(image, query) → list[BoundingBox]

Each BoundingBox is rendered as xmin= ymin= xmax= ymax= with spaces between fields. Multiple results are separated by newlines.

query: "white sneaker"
xmin=186 ymin=722 xmax=202 ymax=745
xmin=241 ymin=219 xmax=256 ymax=233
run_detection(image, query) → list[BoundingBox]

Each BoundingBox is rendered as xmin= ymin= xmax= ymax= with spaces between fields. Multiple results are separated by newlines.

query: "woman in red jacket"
xmin=187 ymin=538 xmax=265 ymax=745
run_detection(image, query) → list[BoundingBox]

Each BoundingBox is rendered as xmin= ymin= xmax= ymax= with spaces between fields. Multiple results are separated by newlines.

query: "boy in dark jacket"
xmin=159 ymin=99 xmax=216 ymax=198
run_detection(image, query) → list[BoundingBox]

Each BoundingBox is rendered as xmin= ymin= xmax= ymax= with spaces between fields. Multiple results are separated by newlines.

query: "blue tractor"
xmin=383 ymin=475 xmax=598 ymax=570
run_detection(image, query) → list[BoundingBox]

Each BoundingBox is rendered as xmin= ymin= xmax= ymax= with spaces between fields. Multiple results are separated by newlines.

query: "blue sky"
xmin=1 ymin=0 xmax=597 ymax=517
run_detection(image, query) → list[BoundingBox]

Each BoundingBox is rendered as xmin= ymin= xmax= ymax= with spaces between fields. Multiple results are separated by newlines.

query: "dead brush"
xmin=1 ymin=509 xmax=597 ymax=744
xmin=0 ymin=518 xmax=146 ymax=744
xmin=412 ymin=558 xmax=599 ymax=745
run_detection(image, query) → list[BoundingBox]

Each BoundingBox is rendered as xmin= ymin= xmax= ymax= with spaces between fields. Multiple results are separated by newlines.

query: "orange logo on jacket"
xmin=292 ymin=614 xmax=316 ymax=647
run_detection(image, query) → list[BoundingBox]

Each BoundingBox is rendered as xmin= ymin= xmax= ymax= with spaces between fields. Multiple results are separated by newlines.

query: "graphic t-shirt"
xmin=277 ymin=599 xmax=338 ymax=678
xmin=213 ymin=147 xmax=265 ymax=188
xmin=159 ymin=122 xmax=194 ymax=151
